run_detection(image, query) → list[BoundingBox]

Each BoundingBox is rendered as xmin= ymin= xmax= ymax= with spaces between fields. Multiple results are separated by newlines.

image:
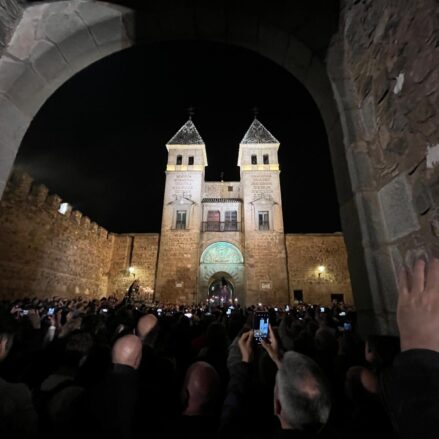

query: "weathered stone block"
xmin=378 ymin=174 xmax=420 ymax=241
xmin=77 ymin=2 xmax=131 ymax=48
xmin=29 ymin=40 xmax=70 ymax=84
xmin=0 ymin=95 xmax=31 ymax=158
xmin=347 ymin=148 xmax=376 ymax=192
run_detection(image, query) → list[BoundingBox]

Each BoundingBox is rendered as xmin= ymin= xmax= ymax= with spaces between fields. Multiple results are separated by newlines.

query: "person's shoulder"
xmin=0 ymin=378 xmax=32 ymax=409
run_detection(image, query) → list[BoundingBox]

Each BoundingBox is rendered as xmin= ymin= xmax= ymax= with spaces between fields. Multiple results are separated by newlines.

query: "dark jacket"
xmin=386 ymin=349 xmax=439 ymax=439
xmin=0 ymin=377 xmax=38 ymax=438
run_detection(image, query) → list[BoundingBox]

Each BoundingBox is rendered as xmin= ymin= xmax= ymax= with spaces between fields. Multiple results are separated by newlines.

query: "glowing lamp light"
xmin=128 ymin=266 xmax=135 ymax=274
xmin=234 ymin=298 xmax=238 ymax=302
xmin=318 ymin=265 xmax=326 ymax=273
xmin=258 ymin=302 xmax=262 ymax=307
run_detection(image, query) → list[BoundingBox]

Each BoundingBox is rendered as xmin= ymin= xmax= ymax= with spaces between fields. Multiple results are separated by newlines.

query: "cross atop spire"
xmin=187 ymin=106 xmax=195 ymax=121
xmin=252 ymin=106 xmax=259 ymax=120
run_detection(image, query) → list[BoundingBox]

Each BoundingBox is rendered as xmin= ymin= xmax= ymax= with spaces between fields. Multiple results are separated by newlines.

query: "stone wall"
xmin=0 ymin=171 xmax=352 ymax=305
xmin=108 ymin=233 xmax=159 ymax=298
xmin=0 ymin=0 xmax=23 ymax=54
xmin=245 ymin=231 xmax=290 ymax=305
xmin=327 ymin=0 xmax=439 ymax=334
xmin=286 ymin=233 xmax=352 ymax=306
xmin=0 ymin=171 xmax=114 ymax=299
xmin=0 ymin=171 xmax=160 ymax=300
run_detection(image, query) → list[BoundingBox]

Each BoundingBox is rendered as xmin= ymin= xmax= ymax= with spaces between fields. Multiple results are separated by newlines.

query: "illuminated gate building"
xmin=155 ymin=118 xmax=290 ymax=305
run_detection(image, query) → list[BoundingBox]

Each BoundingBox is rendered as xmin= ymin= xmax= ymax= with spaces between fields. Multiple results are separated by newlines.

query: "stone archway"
xmin=207 ymin=272 xmax=235 ymax=305
xmin=199 ymin=241 xmax=245 ymax=304
xmin=0 ymin=0 xmax=434 ymax=334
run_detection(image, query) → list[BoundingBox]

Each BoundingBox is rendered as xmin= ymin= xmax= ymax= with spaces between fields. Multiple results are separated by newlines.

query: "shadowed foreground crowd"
xmin=0 ymin=258 xmax=438 ymax=439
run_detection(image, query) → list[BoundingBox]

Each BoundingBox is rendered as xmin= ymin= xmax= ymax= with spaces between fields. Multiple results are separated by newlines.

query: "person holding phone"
xmin=220 ymin=324 xmax=332 ymax=438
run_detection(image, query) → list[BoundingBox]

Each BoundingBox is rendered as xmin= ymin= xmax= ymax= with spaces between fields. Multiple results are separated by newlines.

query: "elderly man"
xmin=220 ymin=325 xmax=332 ymax=438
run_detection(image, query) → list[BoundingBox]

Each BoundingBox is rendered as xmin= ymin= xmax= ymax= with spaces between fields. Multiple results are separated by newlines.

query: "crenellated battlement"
xmin=3 ymin=169 xmax=112 ymax=241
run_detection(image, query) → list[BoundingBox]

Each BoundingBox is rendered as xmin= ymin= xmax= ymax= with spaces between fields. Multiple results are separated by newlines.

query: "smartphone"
xmin=339 ymin=311 xmax=346 ymax=317
xmin=47 ymin=307 xmax=55 ymax=315
xmin=21 ymin=309 xmax=29 ymax=316
xmin=320 ymin=307 xmax=325 ymax=313
xmin=344 ymin=322 xmax=352 ymax=331
xmin=274 ymin=307 xmax=279 ymax=312
xmin=253 ymin=311 xmax=269 ymax=344
xmin=184 ymin=313 xmax=192 ymax=319
xmin=285 ymin=305 xmax=290 ymax=312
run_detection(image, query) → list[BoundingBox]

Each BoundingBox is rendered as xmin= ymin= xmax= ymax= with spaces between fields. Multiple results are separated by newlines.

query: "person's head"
xmin=0 ymin=313 xmax=17 ymax=362
xmin=112 ymin=334 xmax=142 ymax=369
xmin=63 ymin=331 xmax=94 ymax=369
xmin=274 ymin=351 xmax=331 ymax=432
xmin=181 ymin=361 xmax=220 ymax=416
xmin=136 ymin=313 xmax=158 ymax=344
xmin=314 ymin=328 xmax=338 ymax=357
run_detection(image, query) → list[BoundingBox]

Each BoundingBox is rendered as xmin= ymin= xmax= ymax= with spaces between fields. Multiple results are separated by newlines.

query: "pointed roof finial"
xmin=188 ymin=106 xmax=195 ymax=121
xmin=252 ymin=106 xmax=259 ymax=120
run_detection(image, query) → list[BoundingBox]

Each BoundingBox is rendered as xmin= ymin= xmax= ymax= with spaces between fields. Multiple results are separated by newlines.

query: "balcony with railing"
xmin=201 ymin=221 xmax=241 ymax=232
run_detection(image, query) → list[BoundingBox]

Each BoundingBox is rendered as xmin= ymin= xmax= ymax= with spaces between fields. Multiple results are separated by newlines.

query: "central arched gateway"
xmin=199 ymin=242 xmax=245 ymax=305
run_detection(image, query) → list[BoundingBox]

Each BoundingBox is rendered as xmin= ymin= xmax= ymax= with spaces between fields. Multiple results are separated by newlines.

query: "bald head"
xmin=137 ymin=314 xmax=158 ymax=341
xmin=112 ymin=335 xmax=142 ymax=370
xmin=182 ymin=361 xmax=220 ymax=416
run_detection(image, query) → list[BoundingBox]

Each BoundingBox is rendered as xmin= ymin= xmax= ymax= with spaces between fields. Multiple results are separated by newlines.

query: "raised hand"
xmin=238 ymin=330 xmax=254 ymax=363
xmin=397 ymin=258 xmax=439 ymax=352
xmin=261 ymin=324 xmax=282 ymax=368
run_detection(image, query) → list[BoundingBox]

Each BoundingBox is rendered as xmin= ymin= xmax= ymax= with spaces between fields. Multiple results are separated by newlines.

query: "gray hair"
xmin=276 ymin=351 xmax=331 ymax=431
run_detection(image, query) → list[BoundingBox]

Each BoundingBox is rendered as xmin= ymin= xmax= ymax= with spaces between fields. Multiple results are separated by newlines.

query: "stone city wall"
xmin=0 ymin=170 xmax=159 ymax=300
xmin=285 ymin=233 xmax=353 ymax=306
xmin=107 ymin=233 xmax=159 ymax=298
xmin=245 ymin=231 xmax=290 ymax=305
xmin=0 ymin=171 xmax=114 ymax=299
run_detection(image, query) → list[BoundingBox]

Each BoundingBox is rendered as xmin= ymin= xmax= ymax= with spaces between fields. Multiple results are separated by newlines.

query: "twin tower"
xmin=155 ymin=118 xmax=289 ymax=305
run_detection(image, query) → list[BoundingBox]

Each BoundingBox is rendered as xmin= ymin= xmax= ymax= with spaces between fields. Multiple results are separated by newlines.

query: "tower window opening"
xmin=225 ymin=210 xmax=238 ymax=231
xmin=263 ymin=154 xmax=269 ymax=164
xmin=176 ymin=210 xmax=187 ymax=229
xmin=251 ymin=155 xmax=257 ymax=165
xmin=176 ymin=155 xmax=183 ymax=165
xmin=258 ymin=211 xmax=269 ymax=230
xmin=188 ymin=156 xmax=194 ymax=165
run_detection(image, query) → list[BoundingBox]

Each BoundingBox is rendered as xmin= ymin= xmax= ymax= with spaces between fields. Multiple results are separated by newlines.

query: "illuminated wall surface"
xmin=0 ymin=177 xmax=351 ymax=304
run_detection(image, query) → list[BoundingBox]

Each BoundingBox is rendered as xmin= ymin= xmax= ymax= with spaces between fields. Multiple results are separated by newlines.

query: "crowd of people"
xmin=0 ymin=258 xmax=438 ymax=438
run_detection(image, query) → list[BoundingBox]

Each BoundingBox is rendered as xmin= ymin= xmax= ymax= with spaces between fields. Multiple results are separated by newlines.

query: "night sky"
xmin=16 ymin=41 xmax=340 ymax=234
